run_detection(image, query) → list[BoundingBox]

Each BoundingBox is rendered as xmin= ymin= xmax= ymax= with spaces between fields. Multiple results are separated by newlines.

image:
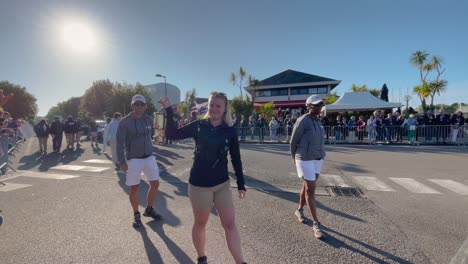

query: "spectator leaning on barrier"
xmin=240 ymin=115 xmax=248 ymax=142
xmin=347 ymin=116 xmax=356 ymax=143
xmin=290 ymin=94 xmax=326 ymax=239
xmin=450 ymin=111 xmax=465 ymax=144
xmin=403 ymin=114 xmax=418 ymax=145
xmin=49 ymin=116 xmax=64 ymax=153
xmin=33 ymin=119 xmax=50 ymax=154
xmin=436 ymin=108 xmax=451 ymax=144
xmin=424 ymin=110 xmax=436 ymax=142
xmin=357 ymin=116 xmax=366 ymax=142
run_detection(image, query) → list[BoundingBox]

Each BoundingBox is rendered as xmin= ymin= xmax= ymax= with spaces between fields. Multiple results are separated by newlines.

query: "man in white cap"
xmin=116 ymin=94 xmax=162 ymax=227
xmin=289 ymin=94 xmax=326 ymax=239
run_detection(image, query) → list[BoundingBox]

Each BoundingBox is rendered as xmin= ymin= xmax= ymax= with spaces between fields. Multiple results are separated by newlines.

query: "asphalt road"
xmin=1 ymin=138 xmax=467 ymax=263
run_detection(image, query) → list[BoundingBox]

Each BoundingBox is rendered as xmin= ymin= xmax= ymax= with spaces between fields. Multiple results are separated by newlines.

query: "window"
xmin=317 ymin=87 xmax=328 ymax=94
xmin=291 ymin=87 xmax=309 ymax=95
xmin=255 ymin=90 xmax=271 ymax=97
xmin=309 ymin=88 xmax=318 ymax=94
xmin=271 ymin=88 xmax=288 ymax=96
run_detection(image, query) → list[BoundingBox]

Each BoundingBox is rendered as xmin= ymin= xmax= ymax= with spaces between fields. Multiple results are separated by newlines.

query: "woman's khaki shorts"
xmin=188 ymin=181 xmax=233 ymax=212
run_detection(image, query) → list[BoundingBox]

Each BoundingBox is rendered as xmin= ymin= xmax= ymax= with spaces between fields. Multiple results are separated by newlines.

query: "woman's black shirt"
xmin=165 ymin=107 xmax=246 ymax=191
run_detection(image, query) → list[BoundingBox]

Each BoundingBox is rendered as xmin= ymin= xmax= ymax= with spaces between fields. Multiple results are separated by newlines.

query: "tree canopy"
xmin=46 ymin=97 xmax=81 ymax=121
xmin=0 ymin=81 xmax=38 ymax=122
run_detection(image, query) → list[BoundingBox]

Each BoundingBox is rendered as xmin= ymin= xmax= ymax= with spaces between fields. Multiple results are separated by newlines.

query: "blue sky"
xmin=1 ymin=0 xmax=467 ymax=116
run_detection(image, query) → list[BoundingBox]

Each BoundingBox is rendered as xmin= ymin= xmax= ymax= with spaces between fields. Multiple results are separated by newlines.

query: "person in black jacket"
xmin=33 ymin=119 xmax=50 ymax=154
xmin=160 ymin=92 xmax=247 ymax=264
xmin=423 ymin=110 xmax=436 ymax=141
xmin=63 ymin=116 xmax=76 ymax=150
xmin=49 ymin=117 xmax=64 ymax=152
xmin=436 ymin=108 xmax=451 ymax=143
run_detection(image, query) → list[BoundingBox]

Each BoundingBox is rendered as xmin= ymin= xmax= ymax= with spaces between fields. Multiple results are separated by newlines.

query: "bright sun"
xmin=61 ymin=22 xmax=96 ymax=54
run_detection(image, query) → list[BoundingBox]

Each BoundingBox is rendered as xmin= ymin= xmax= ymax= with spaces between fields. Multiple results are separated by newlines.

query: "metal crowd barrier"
xmin=0 ymin=128 xmax=23 ymax=176
xmin=236 ymin=125 xmax=468 ymax=146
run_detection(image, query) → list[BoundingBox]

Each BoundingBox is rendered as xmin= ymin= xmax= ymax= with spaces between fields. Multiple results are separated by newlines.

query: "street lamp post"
xmin=155 ymin=74 xmax=167 ymax=98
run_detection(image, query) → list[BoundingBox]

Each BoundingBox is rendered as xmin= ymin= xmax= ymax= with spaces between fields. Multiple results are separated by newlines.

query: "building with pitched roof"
xmin=247 ymin=69 xmax=341 ymax=109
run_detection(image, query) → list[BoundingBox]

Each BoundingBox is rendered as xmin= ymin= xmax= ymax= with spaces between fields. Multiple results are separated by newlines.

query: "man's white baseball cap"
xmin=131 ymin=94 xmax=147 ymax=104
xmin=305 ymin=95 xmax=324 ymax=105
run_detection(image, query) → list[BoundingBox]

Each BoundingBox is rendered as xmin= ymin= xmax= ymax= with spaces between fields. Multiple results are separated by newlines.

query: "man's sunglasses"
xmin=133 ymin=102 xmax=146 ymax=107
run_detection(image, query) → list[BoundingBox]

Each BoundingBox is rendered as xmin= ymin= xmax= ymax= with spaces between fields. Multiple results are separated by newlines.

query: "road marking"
xmin=83 ymin=159 xmax=112 ymax=164
xmin=320 ymin=174 xmax=350 ymax=187
xmin=450 ymin=235 xmax=468 ymax=264
xmin=20 ymin=172 xmax=79 ymax=180
xmin=51 ymin=165 xmax=109 ymax=172
xmin=0 ymin=182 xmax=32 ymax=192
xmin=428 ymin=179 xmax=468 ymax=195
xmin=389 ymin=178 xmax=441 ymax=194
xmin=353 ymin=176 xmax=396 ymax=192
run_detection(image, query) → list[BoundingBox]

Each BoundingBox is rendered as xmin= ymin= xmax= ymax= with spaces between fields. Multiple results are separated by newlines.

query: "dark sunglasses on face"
xmin=133 ymin=102 xmax=146 ymax=107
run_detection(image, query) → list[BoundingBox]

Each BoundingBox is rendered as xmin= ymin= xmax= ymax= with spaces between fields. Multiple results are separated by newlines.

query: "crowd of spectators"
xmin=235 ymin=107 xmax=466 ymax=145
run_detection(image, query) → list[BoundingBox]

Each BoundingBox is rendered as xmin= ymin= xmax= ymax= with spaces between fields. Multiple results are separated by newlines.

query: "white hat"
xmin=305 ymin=95 xmax=324 ymax=105
xmin=131 ymin=94 xmax=146 ymax=104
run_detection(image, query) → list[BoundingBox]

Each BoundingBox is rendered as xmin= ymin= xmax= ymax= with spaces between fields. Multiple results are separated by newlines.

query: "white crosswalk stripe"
xmin=20 ymin=172 xmax=79 ymax=180
xmin=83 ymin=159 xmax=112 ymax=164
xmin=353 ymin=176 xmax=396 ymax=192
xmin=389 ymin=178 xmax=441 ymax=194
xmin=51 ymin=165 xmax=109 ymax=172
xmin=0 ymin=182 xmax=32 ymax=192
xmin=428 ymin=179 xmax=468 ymax=195
xmin=320 ymin=174 xmax=350 ymax=187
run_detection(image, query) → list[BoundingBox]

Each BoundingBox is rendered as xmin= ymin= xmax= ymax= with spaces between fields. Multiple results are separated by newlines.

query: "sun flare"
xmin=61 ymin=22 xmax=96 ymax=54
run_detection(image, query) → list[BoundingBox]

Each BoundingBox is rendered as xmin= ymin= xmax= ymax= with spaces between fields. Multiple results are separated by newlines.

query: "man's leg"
xmin=146 ymin=180 xmax=160 ymax=209
xmin=129 ymin=185 xmax=140 ymax=213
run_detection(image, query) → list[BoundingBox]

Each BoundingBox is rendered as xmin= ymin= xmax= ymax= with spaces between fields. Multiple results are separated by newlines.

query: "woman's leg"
xmin=217 ymin=207 xmax=245 ymax=264
xmin=304 ymin=177 xmax=319 ymax=223
xmin=192 ymin=210 xmax=210 ymax=258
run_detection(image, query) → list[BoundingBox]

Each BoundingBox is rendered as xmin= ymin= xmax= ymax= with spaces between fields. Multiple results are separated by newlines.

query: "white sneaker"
xmin=313 ymin=222 xmax=325 ymax=239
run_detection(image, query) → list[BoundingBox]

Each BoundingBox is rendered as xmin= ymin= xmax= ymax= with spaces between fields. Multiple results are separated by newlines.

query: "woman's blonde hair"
xmin=203 ymin=92 xmax=234 ymax=127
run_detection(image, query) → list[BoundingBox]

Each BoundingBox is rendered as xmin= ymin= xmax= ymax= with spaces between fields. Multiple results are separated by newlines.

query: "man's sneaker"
xmin=143 ymin=207 xmax=162 ymax=220
xmin=313 ymin=222 xmax=325 ymax=239
xmin=133 ymin=212 xmax=142 ymax=228
xmin=196 ymin=256 xmax=208 ymax=264
xmin=295 ymin=209 xmax=307 ymax=223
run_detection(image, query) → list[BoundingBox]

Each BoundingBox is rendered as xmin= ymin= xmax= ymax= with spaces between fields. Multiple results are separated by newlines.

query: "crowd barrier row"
xmin=236 ymin=125 xmax=468 ymax=146
xmin=0 ymin=129 xmax=23 ymax=176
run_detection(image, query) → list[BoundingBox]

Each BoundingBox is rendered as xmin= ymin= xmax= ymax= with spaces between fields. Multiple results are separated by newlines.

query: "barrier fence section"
xmin=236 ymin=125 xmax=468 ymax=146
xmin=0 ymin=128 xmax=23 ymax=176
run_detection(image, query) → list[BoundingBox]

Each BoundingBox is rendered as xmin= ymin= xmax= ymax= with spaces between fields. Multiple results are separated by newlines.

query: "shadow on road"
xmin=17 ymin=148 xmax=84 ymax=171
xmin=320 ymin=226 xmax=412 ymax=264
xmin=237 ymin=174 xmax=365 ymax=223
xmin=116 ymin=168 xmax=193 ymax=263
xmin=146 ymin=219 xmax=194 ymax=264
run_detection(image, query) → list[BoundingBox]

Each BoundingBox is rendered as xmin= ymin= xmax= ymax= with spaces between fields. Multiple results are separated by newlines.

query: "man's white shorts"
xmin=126 ymin=155 xmax=160 ymax=186
xmin=295 ymin=159 xmax=323 ymax=181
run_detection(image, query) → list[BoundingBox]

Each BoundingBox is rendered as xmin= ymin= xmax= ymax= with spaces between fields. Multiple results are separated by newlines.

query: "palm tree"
xmin=410 ymin=50 xmax=429 ymax=82
xmin=350 ymin=84 xmax=367 ymax=92
xmin=230 ymin=66 xmax=246 ymax=98
xmin=413 ymin=84 xmax=430 ymax=111
xmin=427 ymin=55 xmax=447 ymax=110
xmin=247 ymin=75 xmax=260 ymax=99
xmin=428 ymin=79 xmax=448 ymax=110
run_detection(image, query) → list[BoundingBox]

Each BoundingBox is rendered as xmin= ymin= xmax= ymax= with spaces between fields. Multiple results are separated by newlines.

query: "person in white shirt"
xmin=106 ymin=112 xmax=122 ymax=169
